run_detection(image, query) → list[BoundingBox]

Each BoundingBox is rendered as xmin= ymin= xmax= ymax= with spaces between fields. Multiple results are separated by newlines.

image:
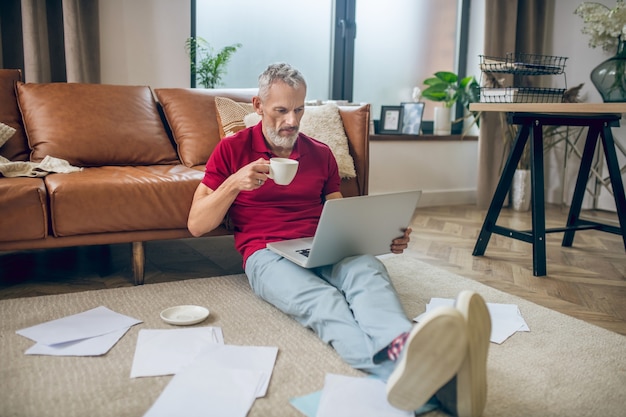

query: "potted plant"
xmin=185 ymin=37 xmax=242 ymax=88
xmin=421 ymin=71 xmax=480 ymax=135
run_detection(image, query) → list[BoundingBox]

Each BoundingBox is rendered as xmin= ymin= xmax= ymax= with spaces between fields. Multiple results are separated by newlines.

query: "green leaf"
xmin=421 ymin=86 xmax=448 ymax=101
xmin=459 ymin=76 xmax=474 ymax=88
xmin=434 ymin=71 xmax=458 ymax=83
xmin=423 ymin=77 xmax=443 ymax=86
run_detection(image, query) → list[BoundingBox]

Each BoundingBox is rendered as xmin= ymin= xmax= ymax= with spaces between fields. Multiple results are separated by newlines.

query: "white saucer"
xmin=160 ymin=305 xmax=209 ymax=326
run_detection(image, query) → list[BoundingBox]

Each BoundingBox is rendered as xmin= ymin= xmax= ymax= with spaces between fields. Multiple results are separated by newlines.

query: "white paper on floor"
xmin=414 ymin=298 xmax=530 ymax=344
xmin=143 ymin=365 xmax=261 ymax=417
xmin=25 ymin=327 xmax=132 ymax=356
xmin=130 ymin=327 xmax=224 ymax=378
xmin=16 ymin=306 xmax=142 ymax=356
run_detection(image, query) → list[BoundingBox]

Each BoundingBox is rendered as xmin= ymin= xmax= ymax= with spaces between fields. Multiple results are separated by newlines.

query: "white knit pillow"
xmin=244 ymin=103 xmax=357 ymax=179
xmin=0 ymin=122 xmax=16 ymax=149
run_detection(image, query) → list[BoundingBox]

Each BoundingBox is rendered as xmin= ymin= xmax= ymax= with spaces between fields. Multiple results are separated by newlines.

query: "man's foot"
xmin=386 ymin=306 xmax=467 ymax=411
xmin=436 ymin=290 xmax=491 ymax=417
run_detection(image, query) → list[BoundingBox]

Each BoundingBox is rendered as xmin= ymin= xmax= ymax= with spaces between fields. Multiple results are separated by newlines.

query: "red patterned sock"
xmin=387 ymin=331 xmax=409 ymax=361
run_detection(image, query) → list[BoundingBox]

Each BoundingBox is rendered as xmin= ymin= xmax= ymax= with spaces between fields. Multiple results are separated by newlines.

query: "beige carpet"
xmin=0 ymin=253 xmax=624 ymax=417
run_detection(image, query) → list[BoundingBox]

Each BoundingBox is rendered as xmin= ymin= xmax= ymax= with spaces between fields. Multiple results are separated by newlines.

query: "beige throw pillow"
xmin=214 ymin=96 xmax=254 ymax=138
xmin=0 ymin=122 xmax=16 ymax=149
xmin=228 ymin=99 xmax=357 ymax=179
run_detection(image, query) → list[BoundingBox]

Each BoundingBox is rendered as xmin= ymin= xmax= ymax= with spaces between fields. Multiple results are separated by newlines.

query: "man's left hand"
xmin=390 ymin=227 xmax=412 ymax=254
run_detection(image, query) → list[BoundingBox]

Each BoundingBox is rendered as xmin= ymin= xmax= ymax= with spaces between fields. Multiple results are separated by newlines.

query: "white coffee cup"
xmin=268 ymin=158 xmax=299 ymax=185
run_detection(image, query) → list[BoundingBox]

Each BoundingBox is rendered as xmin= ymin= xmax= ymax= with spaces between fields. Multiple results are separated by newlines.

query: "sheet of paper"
xmin=413 ymin=298 xmax=530 ymax=344
xmin=143 ymin=365 xmax=261 ymax=417
xmin=16 ymin=306 xmax=142 ymax=345
xmin=130 ymin=327 xmax=224 ymax=378
xmin=25 ymin=327 xmax=131 ymax=356
xmin=486 ymin=302 xmax=530 ymax=343
xmin=190 ymin=344 xmax=278 ymax=397
xmin=316 ymin=374 xmax=413 ymax=417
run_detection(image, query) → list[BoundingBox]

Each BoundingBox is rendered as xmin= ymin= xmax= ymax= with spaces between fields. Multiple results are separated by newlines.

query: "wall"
xmin=99 ymin=0 xmax=190 ymax=88
xmin=369 ymin=139 xmax=478 ymax=205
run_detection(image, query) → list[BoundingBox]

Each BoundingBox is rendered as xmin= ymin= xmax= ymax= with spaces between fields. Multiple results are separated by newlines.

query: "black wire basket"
xmin=479 ymin=53 xmax=567 ymax=75
xmin=480 ymin=87 xmax=566 ymax=103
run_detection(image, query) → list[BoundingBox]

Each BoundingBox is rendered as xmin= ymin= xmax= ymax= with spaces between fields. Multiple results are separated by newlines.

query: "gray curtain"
xmin=477 ymin=0 xmax=551 ymax=208
xmin=0 ymin=0 xmax=99 ymax=83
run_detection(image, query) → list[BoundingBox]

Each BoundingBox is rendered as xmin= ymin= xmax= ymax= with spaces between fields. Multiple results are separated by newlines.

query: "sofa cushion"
xmin=0 ymin=69 xmax=29 ymax=161
xmin=153 ymin=88 xmax=257 ymax=167
xmin=0 ymin=177 xmax=48 ymax=242
xmin=45 ymin=166 xmax=203 ymax=237
xmin=16 ymin=83 xmax=178 ymax=166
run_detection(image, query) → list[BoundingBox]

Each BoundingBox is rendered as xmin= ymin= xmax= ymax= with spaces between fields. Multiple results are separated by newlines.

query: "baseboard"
xmin=416 ymin=189 xmax=477 ymax=207
xmin=369 ymin=188 xmax=477 ymax=207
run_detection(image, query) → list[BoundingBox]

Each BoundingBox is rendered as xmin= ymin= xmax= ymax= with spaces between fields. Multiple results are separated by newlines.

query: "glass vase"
xmin=590 ymin=40 xmax=626 ymax=102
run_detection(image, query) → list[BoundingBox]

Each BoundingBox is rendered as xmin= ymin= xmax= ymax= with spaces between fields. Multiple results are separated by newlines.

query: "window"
xmin=193 ymin=0 xmax=333 ymax=101
xmin=192 ymin=0 xmax=469 ymax=122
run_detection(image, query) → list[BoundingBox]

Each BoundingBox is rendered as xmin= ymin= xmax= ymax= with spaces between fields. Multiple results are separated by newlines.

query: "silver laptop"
xmin=266 ymin=190 xmax=422 ymax=268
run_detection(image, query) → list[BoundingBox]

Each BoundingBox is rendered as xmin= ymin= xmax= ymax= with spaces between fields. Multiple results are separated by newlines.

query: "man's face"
xmin=255 ymin=81 xmax=306 ymax=149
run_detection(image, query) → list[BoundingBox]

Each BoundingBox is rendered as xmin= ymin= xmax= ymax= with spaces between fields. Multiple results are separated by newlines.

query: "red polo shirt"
xmin=202 ymin=122 xmax=341 ymax=264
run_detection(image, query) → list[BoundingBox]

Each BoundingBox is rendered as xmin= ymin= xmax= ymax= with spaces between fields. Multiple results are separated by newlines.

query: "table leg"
xmin=530 ymin=121 xmax=546 ymax=276
xmin=598 ymin=124 xmax=626 ymax=249
xmin=473 ymin=123 xmax=530 ymax=256
xmin=562 ymin=124 xmax=602 ymax=247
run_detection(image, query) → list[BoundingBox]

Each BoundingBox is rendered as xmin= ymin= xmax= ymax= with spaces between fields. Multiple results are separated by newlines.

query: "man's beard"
xmin=266 ymin=125 xmax=298 ymax=148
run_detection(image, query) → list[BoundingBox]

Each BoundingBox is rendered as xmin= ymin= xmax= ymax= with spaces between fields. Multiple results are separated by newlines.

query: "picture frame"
xmin=400 ymin=102 xmax=425 ymax=135
xmin=379 ymin=106 xmax=404 ymax=134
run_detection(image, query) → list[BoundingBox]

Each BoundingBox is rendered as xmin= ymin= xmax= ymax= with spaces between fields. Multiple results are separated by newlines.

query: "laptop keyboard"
xmin=296 ymin=249 xmax=311 ymax=257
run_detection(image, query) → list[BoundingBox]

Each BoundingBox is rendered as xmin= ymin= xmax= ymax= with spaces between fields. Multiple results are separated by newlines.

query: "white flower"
xmin=575 ymin=1 xmax=626 ymax=52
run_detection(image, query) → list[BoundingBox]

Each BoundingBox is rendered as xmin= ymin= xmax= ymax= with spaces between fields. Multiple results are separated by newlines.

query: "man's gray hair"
xmin=258 ymin=63 xmax=307 ymax=99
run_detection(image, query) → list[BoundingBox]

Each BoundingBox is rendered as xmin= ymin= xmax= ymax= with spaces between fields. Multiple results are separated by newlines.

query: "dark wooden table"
xmin=469 ymin=103 xmax=626 ymax=276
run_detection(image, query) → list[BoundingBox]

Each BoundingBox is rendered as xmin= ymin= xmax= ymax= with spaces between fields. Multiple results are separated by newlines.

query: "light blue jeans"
xmin=245 ymin=249 xmax=413 ymax=380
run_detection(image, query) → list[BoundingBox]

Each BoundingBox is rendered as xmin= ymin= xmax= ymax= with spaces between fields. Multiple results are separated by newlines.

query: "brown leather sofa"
xmin=0 ymin=69 xmax=370 ymax=284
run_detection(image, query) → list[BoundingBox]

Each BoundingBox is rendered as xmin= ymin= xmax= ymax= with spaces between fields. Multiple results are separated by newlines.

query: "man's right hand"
xmin=234 ymin=158 xmax=271 ymax=190
xmin=188 ymin=158 xmax=271 ymax=236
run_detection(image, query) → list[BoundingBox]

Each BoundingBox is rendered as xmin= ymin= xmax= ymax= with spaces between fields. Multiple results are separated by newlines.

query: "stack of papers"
xmin=414 ymin=298 xmax=530 ymax=344
xmin=16 ymin=306 xmax=142 ymax=356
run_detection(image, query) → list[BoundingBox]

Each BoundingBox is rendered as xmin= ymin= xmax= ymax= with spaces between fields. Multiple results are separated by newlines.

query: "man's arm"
xmin=187 ymin=158 xmax=270 ymax=237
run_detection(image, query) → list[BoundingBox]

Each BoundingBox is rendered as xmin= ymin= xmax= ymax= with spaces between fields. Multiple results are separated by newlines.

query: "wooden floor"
xmin=1 ymin=204 xmax=625 ymax=336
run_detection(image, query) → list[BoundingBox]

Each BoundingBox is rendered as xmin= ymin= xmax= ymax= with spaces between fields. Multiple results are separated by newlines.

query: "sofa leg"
xmin=132 ymin=241 xmax=145 ymax=285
